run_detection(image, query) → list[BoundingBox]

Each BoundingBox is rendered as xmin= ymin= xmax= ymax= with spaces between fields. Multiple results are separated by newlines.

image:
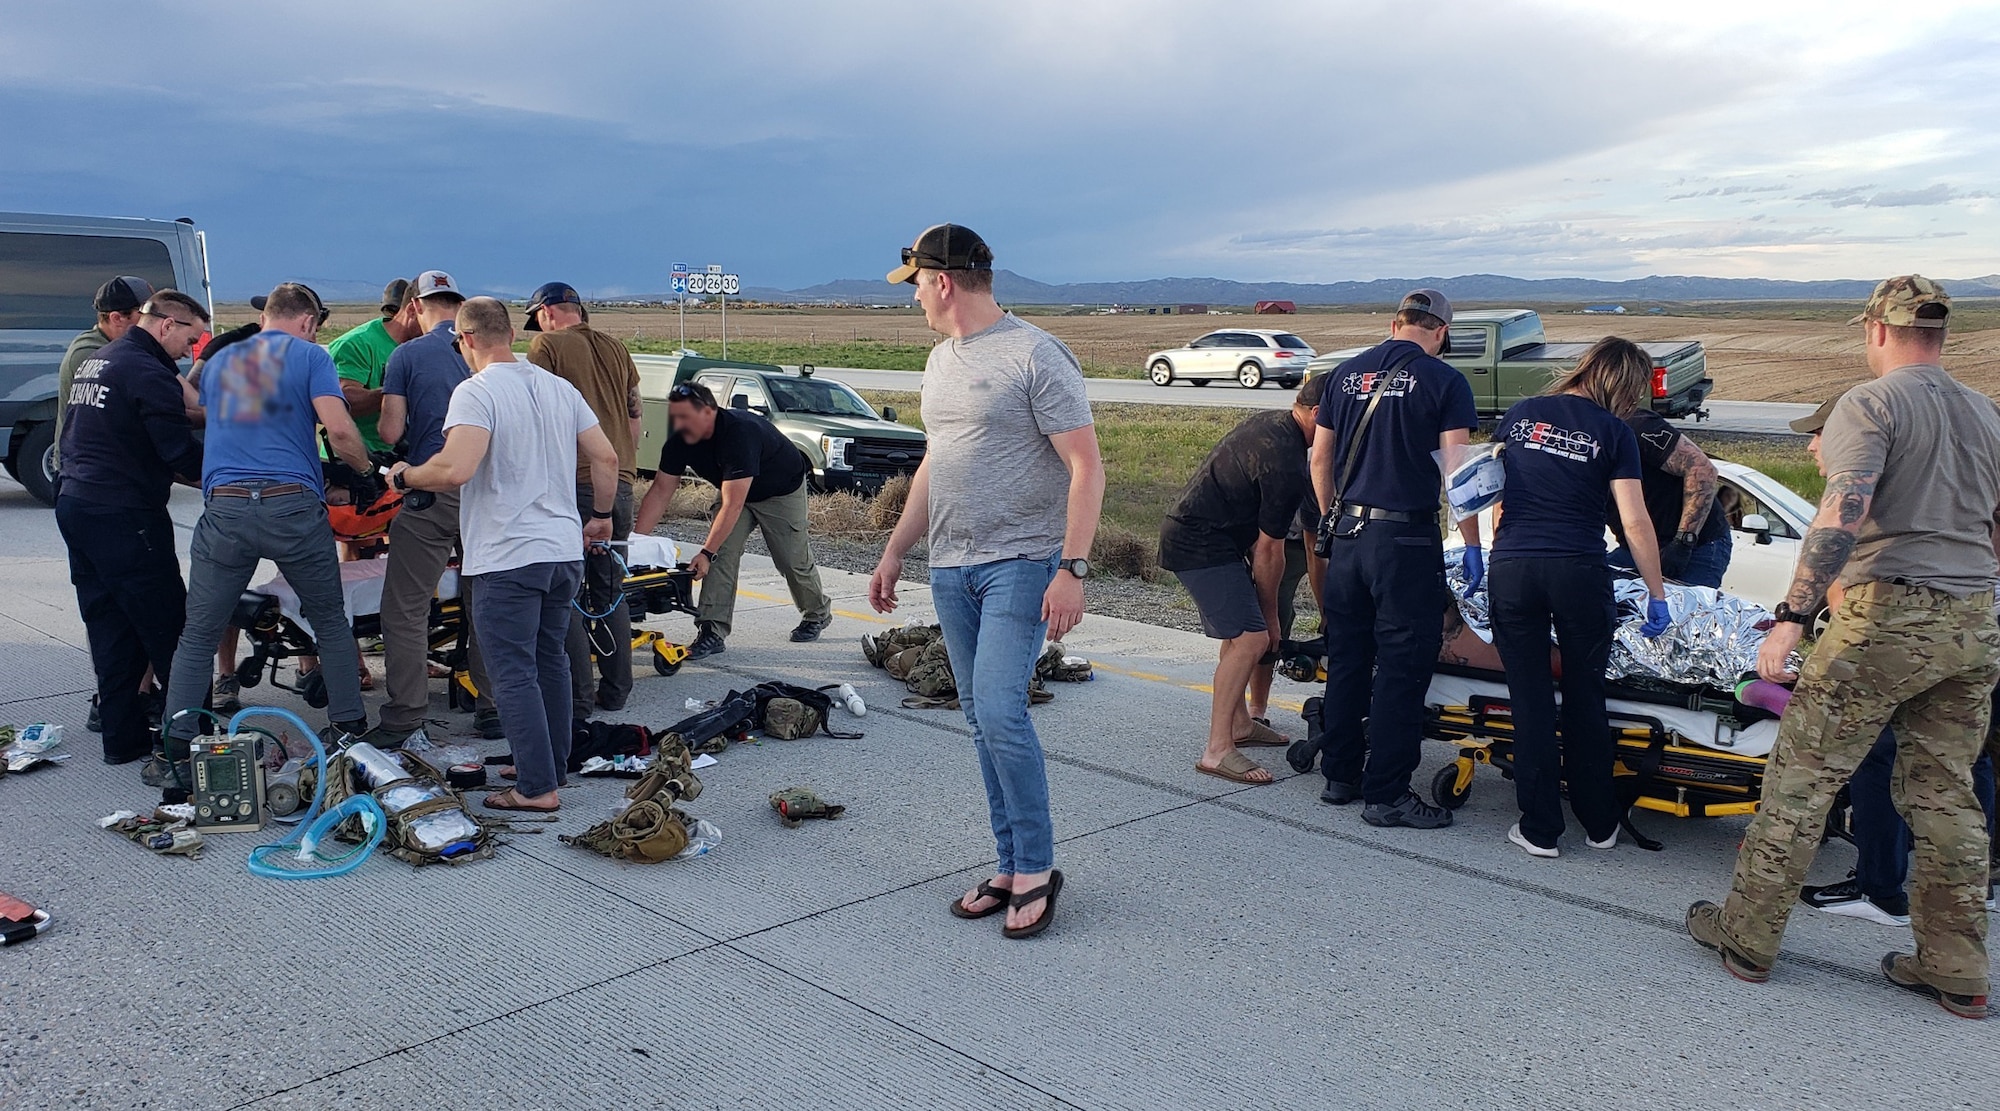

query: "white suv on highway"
xmin=1146 ymin=329 xmax=1315 ymax=389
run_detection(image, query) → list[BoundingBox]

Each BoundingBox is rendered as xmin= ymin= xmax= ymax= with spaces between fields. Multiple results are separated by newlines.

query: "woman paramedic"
xmin=1486 ymin=338 xmax=1672 ymax=858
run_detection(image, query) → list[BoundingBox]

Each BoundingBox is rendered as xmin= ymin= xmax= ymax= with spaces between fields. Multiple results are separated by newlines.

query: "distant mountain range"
xmin=229 ymin=270 xmax=2000 ymax=307
xmin=739 ymin=270 xmax=2000 ymax=307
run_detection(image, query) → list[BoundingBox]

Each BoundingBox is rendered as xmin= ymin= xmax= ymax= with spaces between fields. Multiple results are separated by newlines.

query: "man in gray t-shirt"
xmin=869 ymin=224 xmax=1104 ymax=940
xmin=393 ymin=297 xmax=621 ymax=814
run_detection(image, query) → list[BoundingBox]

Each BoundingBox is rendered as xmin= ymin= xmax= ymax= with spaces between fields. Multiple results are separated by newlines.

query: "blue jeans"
xmin=931 ymin=554 xmax=1059 ymax=875
xmin=471 ymin=560 xmax=583 ymax=798
xmin=1608 ymin=531 xmax=1731 ymax=590
xmin=1850 ymin=727 xmax=1998 ymax=905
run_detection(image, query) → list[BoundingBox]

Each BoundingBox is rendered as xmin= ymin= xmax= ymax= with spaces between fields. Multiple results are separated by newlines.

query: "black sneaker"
xmin=687 ymin=626 xmax=726 ymax=660
xmin=1319 ymin=779 xmax=1361 ymax=806
xmin=1362 ymin=791 xmax=1454 ymax=829
xmin=101 ymin=748 xmax=149 ymax=767
xmin=473 ymin=707 xmax=505 ymax=740
xmin=1800 ymin=876 xmax=1911 ymax=927
xmin=790 ymin=618 xmax=830 ymax=642
xmin=86 ymin=694 xmax=102 ymax=734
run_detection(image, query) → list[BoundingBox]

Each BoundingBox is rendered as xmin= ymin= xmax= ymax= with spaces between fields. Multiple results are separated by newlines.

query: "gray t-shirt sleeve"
xmin=1027 ymin=337 xmax=1093 ymax=436
xmin=1818 ymin=391 xmax=1891 ymax=481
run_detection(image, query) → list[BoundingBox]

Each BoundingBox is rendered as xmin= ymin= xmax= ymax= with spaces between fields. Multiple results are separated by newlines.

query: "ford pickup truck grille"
xmin=848 ymin=437 xmax=926 ymax=475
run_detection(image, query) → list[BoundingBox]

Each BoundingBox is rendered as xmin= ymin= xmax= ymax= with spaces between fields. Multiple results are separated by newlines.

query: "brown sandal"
xmin=1235 ymin=719 xmax=1290 ymax=747
xmin=950 ymin=880 xmax=1012 ymax=920
xmin=481 ymin=787 xmax=558 ymax=813
xmin=1195 ymin=750 xmax=1272 ymax=785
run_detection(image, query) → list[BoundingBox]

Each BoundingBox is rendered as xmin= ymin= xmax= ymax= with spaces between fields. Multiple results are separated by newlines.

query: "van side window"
xmin=0 ymin=231 xmax=176 ymax=329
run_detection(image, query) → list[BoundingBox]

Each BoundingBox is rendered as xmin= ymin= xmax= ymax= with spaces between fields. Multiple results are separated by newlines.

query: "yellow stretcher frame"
xmin=1425 ymin=697 xmax=1767 ymax=825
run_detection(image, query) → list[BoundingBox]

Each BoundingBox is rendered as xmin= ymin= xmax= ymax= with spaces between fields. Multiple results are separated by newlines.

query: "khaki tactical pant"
xmin=696 ymin=481 xmax=831 ymax=639
xmin=1720 ymin=581 xmax=2000 ymax=996
xmin=379 ymin=490 xmax=493 ymax=732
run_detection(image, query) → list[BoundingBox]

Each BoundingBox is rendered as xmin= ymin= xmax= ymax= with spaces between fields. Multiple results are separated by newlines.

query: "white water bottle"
xmin=837 ymin=683 xmax=866 ymax=717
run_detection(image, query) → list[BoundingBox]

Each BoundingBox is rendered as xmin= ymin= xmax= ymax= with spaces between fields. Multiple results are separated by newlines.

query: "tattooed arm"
xmin=1783 ymin=469 xmax=1877 ymax=613
xmin=1657 ymin=436 xmax=1719 ymax=536
xmin=1756 ymin=469 xmax=1877 ymax=681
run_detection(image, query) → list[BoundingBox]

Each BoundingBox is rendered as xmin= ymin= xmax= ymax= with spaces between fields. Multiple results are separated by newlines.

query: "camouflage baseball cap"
xmin=1848 ymin=274 xmax=1950 ymax=328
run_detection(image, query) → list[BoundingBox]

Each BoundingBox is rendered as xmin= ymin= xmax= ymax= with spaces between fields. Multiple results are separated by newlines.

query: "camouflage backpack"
xmin=1035 ymin=642 xmax=1094 ymax=683
xmin=761 ymin=698 xmax=823 ymax=740
xmin=561 ymin=736 xmax=706 ymax=863
xmin=863 ymin=624 xmax=943 ymax=669
xmin=298 ymin=748 xmax=497 ymax=867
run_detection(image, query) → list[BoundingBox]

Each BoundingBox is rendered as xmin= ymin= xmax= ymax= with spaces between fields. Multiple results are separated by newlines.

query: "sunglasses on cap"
xmin=899 ymin=246 xmax=953 ymax=270
xmin=668 ymin=383 xmax=705 ymax=402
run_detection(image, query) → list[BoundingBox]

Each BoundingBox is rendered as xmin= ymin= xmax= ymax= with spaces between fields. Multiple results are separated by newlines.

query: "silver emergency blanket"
xmin=1444 ymin=553 xmax=1777 ymax=689
xmin=1607 ymin=579 xmax=1774 ymax=687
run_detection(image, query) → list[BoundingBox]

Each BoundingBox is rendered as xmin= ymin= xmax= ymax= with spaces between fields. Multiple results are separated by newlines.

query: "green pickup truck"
xmin=631 ymin=353 xmax=926 ymax=494
xmin=1304 ymin=309 xmax=1711 ymax=420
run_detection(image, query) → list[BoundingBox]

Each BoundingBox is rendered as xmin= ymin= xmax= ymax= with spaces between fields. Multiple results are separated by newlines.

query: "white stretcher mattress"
xmin=253 ymin=559 xmax=459 ymax=641
xmin=255 ymin=536 xmax=685 ymax=642
xmin=1427 ymin=671 xmax=1779 ymax=759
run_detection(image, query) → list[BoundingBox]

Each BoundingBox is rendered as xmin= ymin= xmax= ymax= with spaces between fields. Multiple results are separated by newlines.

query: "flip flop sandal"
xmin=1002 ymin=870 xmax=1065 ymax=940
xmin=950 ymin=880 xmax=1013 ymax=920
xmin=481 ymin=788 xmax=558 ymax=813
xmin=1 ymin=891 xmax=51 ymax=947
xmin=1235 ymin=719 xmax=1290 ymax=747
xmin=1195 ymin=750 xmax=1272 ymax=785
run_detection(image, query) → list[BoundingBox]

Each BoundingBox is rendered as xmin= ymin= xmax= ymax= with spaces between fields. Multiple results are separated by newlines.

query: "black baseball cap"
xmin=523 ymin=281 xmax=583 ymax=331
xmin=94 ymin=275 xmax=154 ymax=314
xmin=886 ymin=224 xmax=993 ymax=284
xmin=382 ymin=278 xmax=415 ymax=315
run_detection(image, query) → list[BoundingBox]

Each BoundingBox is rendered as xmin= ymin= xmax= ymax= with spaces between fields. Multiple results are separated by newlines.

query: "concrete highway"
xmin=801 ymin=366 xmax=1816 ymax=436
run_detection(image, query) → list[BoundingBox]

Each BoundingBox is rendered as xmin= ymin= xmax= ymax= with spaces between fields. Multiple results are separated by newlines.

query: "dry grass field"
xmin=240 ymin=300 xmax=2000 ymax=403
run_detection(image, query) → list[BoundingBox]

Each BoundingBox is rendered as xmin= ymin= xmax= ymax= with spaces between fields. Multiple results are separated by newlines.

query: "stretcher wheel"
xmin=448 ymin=674 xmax=475 ymax=713
xmin=236 ymin=655 xmax=265 ymax=689
xmin=300 ymin=668 xmax=329 ymax=709
xmin=1431 ymin=761 xmax=1473 ymax=810
xmin=652 ymin=641 xmax=686 ymax=677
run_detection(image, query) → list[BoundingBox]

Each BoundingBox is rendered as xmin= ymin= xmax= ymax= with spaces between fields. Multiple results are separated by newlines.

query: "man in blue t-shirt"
xmin=161 ymin=283 xmax=375 ymax=760
xmin=1293 ymin=289 xmax=1481 ymax=829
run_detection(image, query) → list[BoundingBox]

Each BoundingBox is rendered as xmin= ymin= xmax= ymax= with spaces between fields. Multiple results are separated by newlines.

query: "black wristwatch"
xmin=1060 ymin=557 xmax=1090 ymax=580
xmin=588 ymin=508 xmax=614 ymax=520
xmin=698 ymin=547 xmax=717 ymax=562
xmin=1772 ymin=602 xmax=1813 ymax=626
xmin=1673 ymin=530 xmax=1700 ymax=547
xmin=391 ymin=470 xmax=409 ymax=491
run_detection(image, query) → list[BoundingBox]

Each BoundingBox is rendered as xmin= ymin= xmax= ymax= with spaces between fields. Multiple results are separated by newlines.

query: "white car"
xmin=1146 ymin=329 xmax=1315 ymax=389
xmin=1465 ymin=459 xmax=1814 ymax=612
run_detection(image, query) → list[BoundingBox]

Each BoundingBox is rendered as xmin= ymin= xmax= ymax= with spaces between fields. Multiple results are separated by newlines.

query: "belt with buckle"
xmin=210 ymin=483 xmax=305 ymax=499
xmin=1340 ymin=504 xmax=1430 ymax=524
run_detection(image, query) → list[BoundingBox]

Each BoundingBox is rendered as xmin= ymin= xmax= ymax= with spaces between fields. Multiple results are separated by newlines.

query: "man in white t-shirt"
xmin=390 ymin=297 xmax=619 ymax=812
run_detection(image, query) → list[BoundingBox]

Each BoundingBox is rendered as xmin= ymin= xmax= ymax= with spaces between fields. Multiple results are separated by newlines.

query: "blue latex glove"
xmin=1640 ymin=596 xmax=1672 ymax=638
xmin=1460 ymin=546 xmax=1485 ymax=598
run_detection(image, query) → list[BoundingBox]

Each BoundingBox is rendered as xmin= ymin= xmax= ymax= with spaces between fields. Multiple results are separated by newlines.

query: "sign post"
xmin=670 ymin=264 xmax=689 ymax=349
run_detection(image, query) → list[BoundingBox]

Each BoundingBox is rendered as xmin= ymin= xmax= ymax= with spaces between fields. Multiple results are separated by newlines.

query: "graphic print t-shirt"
xmin=1314 ymin=339 xmax=1477 ymax=513
xmin=198 ymin=331 xmax=345 ymax=497
xmin=1492 ymin=393 xmax=1640 ymax=560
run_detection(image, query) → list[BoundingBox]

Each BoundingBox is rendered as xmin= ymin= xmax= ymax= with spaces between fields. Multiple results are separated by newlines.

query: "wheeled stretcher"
xmin=1279 ymin=620 xmax=1782 ymax=848
xmin=231 ymin=534 xmax=703 ymax=709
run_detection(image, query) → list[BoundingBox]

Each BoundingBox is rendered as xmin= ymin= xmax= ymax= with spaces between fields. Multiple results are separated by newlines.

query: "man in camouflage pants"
xmin=1685 ymin=276 xmax=2000 ymax=1019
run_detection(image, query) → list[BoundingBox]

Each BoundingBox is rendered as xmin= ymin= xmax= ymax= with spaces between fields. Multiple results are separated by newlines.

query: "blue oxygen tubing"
xmin=233 ymin=707 xmax=387 ymax=880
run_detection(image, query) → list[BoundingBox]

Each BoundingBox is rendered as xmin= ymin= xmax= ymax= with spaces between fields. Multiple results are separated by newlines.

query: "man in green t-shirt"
xmin=327 ymin=278 xmax=421 ymax=453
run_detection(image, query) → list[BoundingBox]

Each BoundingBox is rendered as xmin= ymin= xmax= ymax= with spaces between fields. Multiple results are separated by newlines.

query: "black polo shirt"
xmin=657 ymin=408 xmax=807 ymax=502
xmin=56 ymin=327 xmax=203 ymax=510
xmin=1159 ymin=409 xmax=1312 ymax=571
xmin=1607 ymin=409 xmax=1728 ymax=549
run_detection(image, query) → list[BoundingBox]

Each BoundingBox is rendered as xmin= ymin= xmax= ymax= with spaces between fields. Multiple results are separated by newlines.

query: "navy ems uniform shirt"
xmin=1492 ymin=394 xmax=1640 ymax=559
xmin=55 ymin=327 xmax=203 ymax=510
xmin=1315 ymin=339 xmax=1477 ymax=513
xmin=1159 ymin=408 xmax=1312 ymax=571
xmin=657 ymin=408 xmax=807 ymax=502
xmin=1606 ymin=409 xmax=1728 ymax=550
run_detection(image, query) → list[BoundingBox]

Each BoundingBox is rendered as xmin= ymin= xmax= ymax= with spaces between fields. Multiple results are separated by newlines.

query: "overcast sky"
xmin=5 ymin=0 xmax=1996 ymax=296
